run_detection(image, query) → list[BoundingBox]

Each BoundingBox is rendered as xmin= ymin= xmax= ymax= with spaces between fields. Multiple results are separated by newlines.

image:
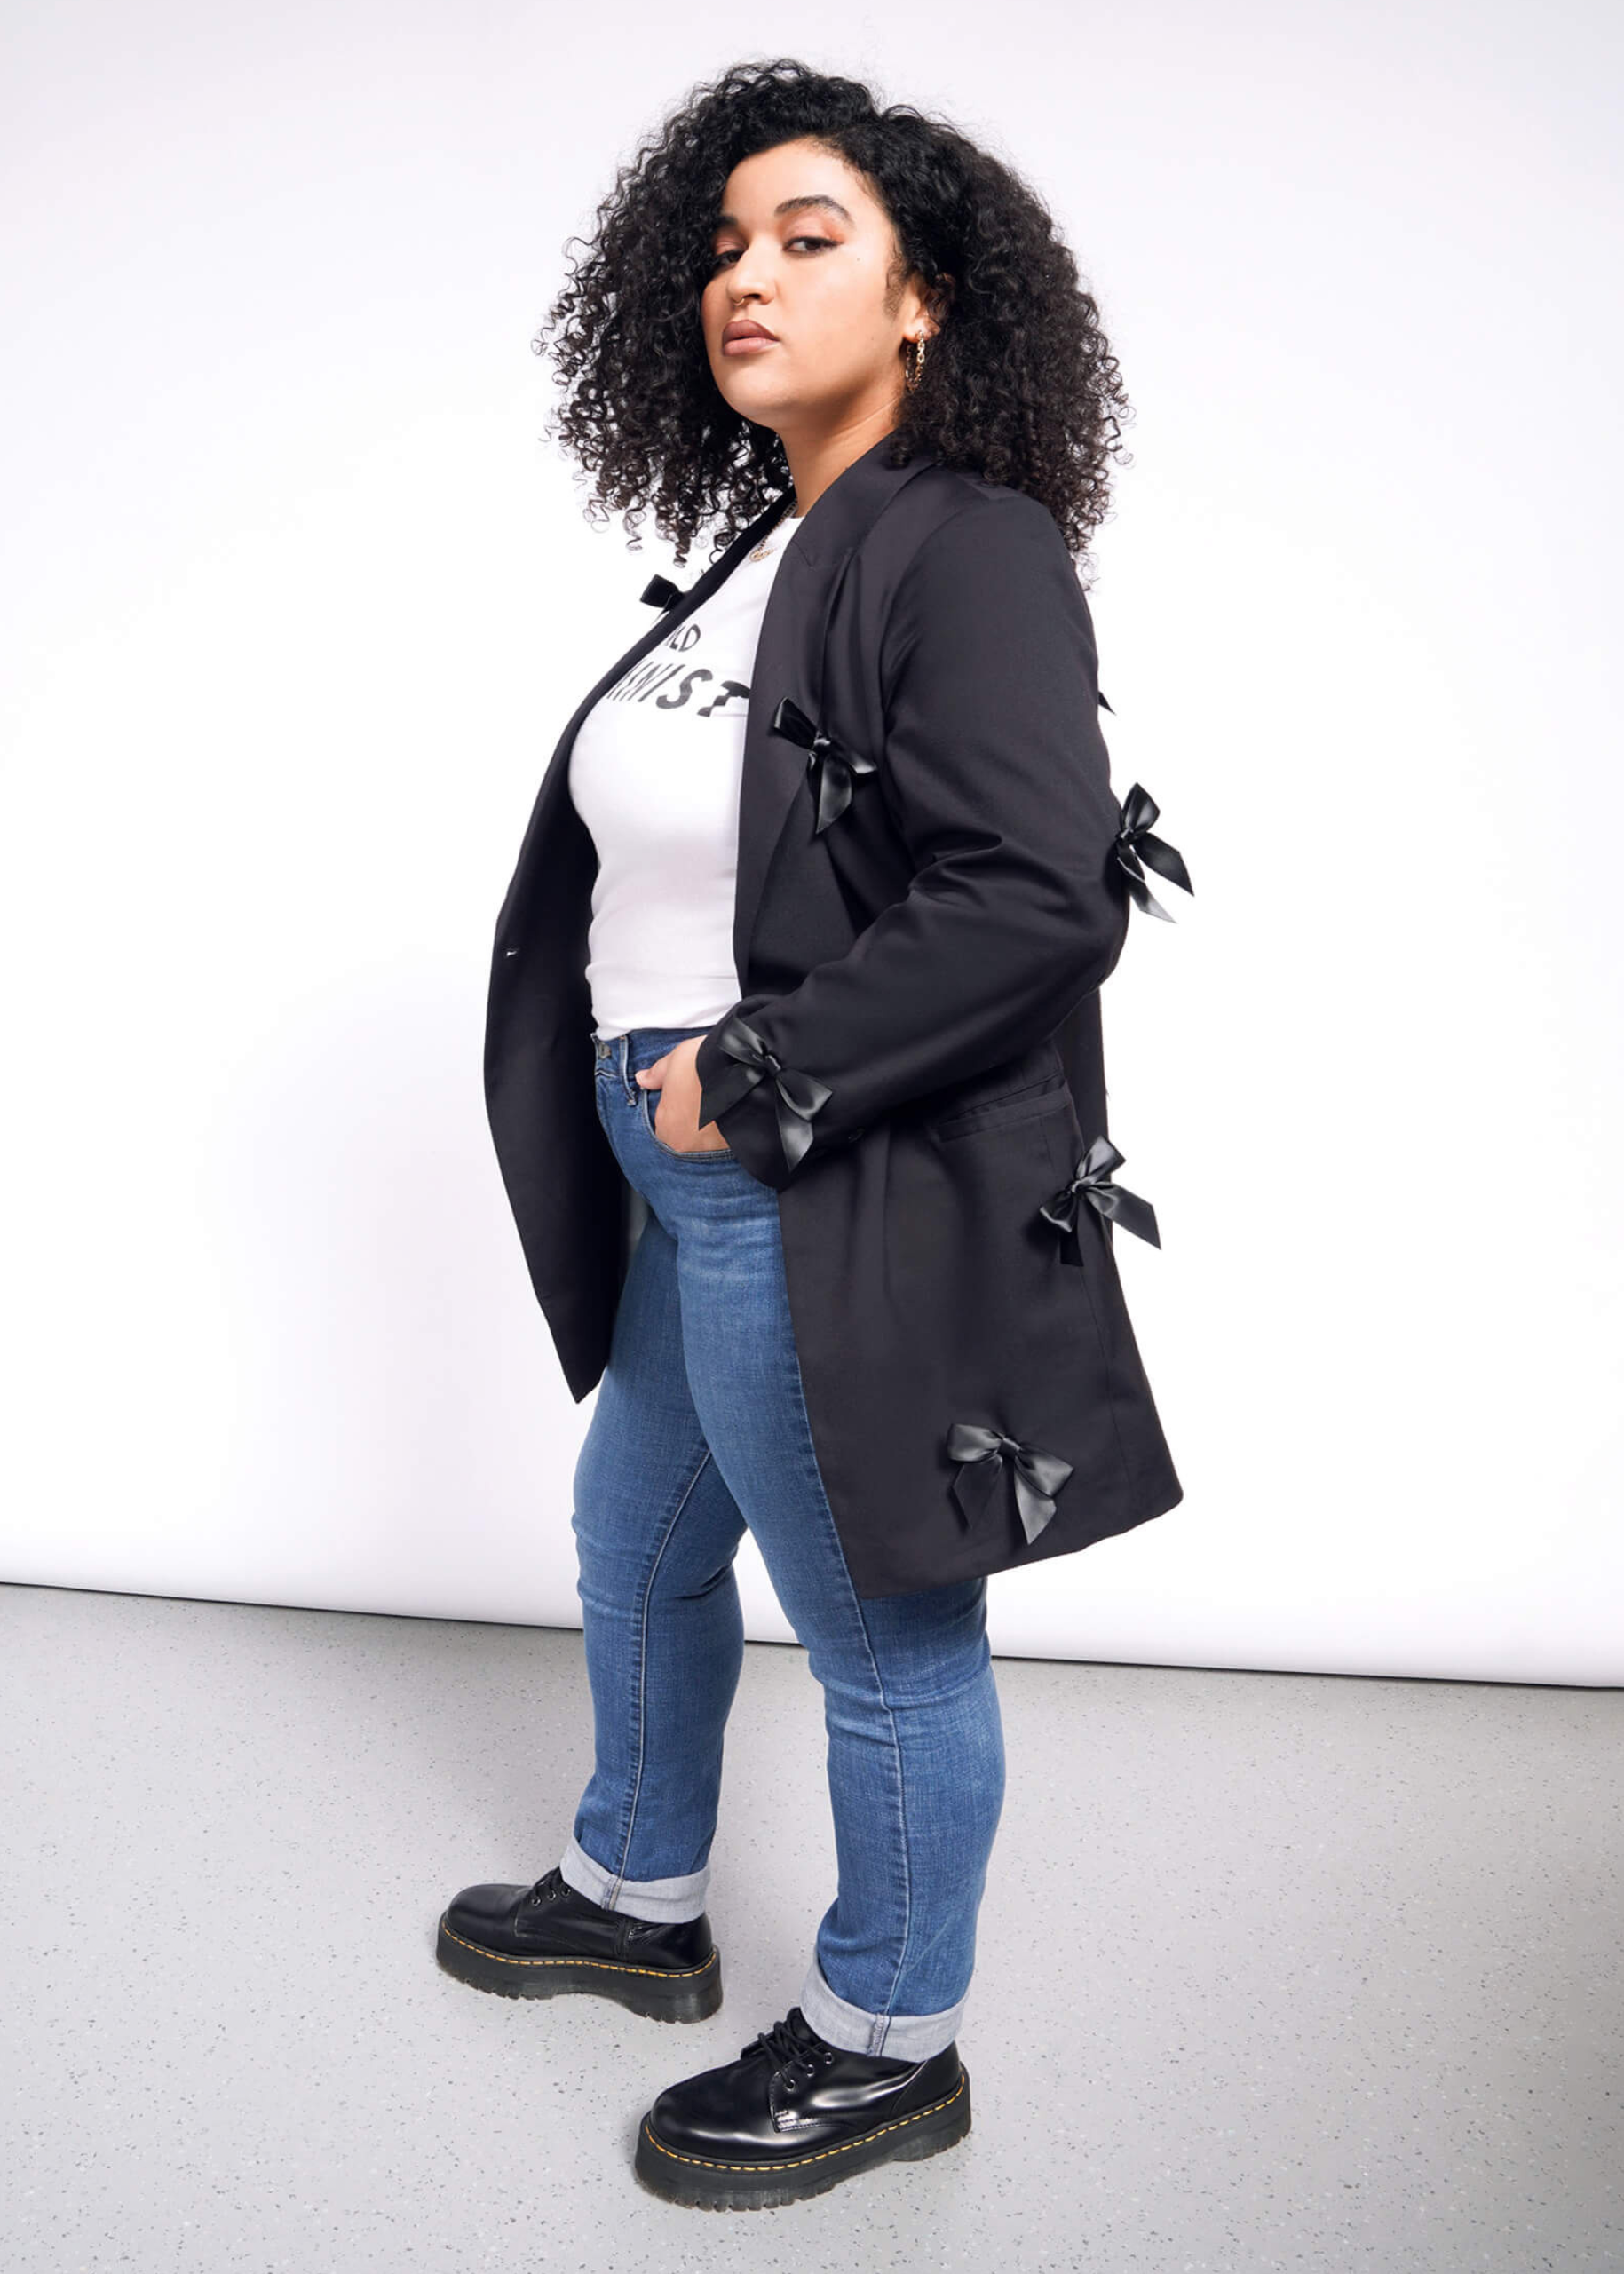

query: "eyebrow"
xmin=713 ymin=194 xmax=855 ymax=232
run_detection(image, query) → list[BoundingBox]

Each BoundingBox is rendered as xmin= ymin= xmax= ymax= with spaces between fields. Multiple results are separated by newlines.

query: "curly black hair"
xmin=533 ymin=58 xmax=1134 ymax=578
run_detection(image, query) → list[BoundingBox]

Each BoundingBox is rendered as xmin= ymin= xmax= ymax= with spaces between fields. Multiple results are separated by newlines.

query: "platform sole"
xmin=435 ymin=1913 xmax=724 ymax=2023
xmin=632 ymin=2064 xmax=971 ymax=2208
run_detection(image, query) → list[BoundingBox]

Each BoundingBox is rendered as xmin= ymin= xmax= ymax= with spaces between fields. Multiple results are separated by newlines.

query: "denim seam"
xmin=778 ymin=1331 xmax=913 ymax=2059
xmin=606 ymin=1442 xmax=718 ymax=1908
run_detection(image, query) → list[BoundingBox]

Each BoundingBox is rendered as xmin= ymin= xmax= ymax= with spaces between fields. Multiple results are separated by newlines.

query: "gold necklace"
xmin=748 ymin=495 xmax=798 ymax=563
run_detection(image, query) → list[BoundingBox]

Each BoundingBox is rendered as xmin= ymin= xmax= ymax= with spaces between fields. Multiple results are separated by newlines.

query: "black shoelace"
xmin=742 ymin=2012 xmax=836 ymax=2086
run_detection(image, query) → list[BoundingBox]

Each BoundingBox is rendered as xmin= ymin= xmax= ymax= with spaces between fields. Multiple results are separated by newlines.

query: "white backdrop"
xmin=3 ymin=0 xmax=1619 ymax=1684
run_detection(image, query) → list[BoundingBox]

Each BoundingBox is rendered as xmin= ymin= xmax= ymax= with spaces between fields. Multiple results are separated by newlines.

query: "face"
xmin=700 ymin=137 xmax=938 ymax=444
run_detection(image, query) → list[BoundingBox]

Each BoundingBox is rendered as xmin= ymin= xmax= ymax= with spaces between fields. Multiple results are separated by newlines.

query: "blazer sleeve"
xmin=693 ymin=487 xmax=1130 ymax=1190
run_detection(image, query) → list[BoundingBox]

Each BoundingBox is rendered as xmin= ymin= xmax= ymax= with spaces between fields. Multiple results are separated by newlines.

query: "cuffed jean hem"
xmin=558 ymin=1832 xmax=709 ymax=1924
xmin=798 ymin=1953 xmax=969 ymax=2062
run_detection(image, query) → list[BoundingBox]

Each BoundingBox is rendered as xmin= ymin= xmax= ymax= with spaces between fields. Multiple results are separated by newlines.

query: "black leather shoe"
xmin=436 ymin=1865 xmax=722 ymax=2022
xmin=634 ymin=2004 xmax=970 ymax=2207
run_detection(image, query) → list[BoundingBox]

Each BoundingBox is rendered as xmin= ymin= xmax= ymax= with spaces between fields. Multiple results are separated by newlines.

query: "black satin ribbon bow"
xmin=1114 ymin=784 xmax=1193 ymax=922
xmin=1037 ymin=1134 xmax=1161 ymax=1266
xmin=709 ymin=1010 xmax=834 ymax=1171
xmin=771 ymin=694 xmax=877 ymax=836
xmin=947 ymin=1422 xmax=1073 ymax=1546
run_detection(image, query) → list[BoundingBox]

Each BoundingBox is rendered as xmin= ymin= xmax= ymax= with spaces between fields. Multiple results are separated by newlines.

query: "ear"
xmin=900 ymin=265 xmax=951 ymax=340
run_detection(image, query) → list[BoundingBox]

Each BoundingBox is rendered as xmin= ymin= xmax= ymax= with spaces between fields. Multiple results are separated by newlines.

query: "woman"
xmin=439 ymin=59 xmax=1190 ymax=2211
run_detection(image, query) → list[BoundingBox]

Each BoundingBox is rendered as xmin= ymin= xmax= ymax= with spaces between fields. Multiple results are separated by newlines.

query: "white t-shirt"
xmin=569 ymin=507 xmax=803 ymax=1039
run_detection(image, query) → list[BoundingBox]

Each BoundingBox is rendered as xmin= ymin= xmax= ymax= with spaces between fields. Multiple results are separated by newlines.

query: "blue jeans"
xmin=558 ymin=1023 xmax=1007 ymax=2060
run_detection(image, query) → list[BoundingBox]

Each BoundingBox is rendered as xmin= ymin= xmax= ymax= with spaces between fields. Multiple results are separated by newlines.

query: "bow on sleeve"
xmin=707 ymin=1010 xmax=834 ymax=1171
xmin=946 ymin=1422 xmax=1073 ymax=1545
xmin=1037 ymin=1135 xmax=1161 ymax=1266
xmin=771 ymin=694 xmax=878 ymax=836
xmin=1114 ymin=784 xmax=1193 ymax=922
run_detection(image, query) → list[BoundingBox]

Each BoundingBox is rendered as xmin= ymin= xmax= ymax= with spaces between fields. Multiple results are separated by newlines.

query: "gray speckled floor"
xmin=2 ymin=1584 xmax=1618 ymax=2272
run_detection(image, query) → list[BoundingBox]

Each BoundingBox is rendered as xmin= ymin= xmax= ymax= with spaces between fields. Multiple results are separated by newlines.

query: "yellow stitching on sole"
xmin=641 ymin=2072 xmax=967 ymax=2173
xmin=439 ymin=1919 xmax=718 ymax=1981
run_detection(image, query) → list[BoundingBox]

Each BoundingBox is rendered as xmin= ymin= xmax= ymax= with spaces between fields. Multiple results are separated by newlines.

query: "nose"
xmin=725 ymin=248 xmax=776 ymax=303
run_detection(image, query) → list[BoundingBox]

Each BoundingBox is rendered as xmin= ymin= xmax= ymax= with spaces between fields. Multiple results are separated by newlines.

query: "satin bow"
xmin=1114 ymin=784 xmax=1193 ymax=921
xmin=1037 ymin=1135 xmax=1161 ymax=1266
xmin=771 ymin=694 xmax=878 ymax=836
xmin=709 ymin=1010 xmax=834 ymax=1171
xmin=946 ymin=1422 xmax=1073 ymax=1545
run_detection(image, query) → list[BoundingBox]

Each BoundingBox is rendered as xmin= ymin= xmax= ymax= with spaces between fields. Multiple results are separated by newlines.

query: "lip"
xmin=723 ymin=320 xmax=779 ymax=351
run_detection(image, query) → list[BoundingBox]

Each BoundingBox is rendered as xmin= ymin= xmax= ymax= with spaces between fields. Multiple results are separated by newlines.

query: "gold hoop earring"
xmin=903 ymin=335 xmax=928 ymax=392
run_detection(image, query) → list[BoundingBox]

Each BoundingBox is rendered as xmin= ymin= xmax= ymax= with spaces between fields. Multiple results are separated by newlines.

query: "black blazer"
xmin=485 ymin=431 xmax=1184 ymax=1596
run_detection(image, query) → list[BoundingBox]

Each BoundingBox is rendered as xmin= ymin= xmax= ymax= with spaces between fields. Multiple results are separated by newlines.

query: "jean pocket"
xmin=638 ymin=1083 xmax=734 ymax=1161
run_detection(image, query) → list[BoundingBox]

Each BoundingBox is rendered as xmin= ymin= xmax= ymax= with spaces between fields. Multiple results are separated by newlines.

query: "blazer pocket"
xmin=929 ymin=1072 xmax=1070 ymax=1142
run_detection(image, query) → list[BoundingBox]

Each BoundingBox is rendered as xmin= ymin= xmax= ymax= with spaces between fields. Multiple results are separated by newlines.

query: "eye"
xmin=709 ymin=235 xmax=838 ymax=267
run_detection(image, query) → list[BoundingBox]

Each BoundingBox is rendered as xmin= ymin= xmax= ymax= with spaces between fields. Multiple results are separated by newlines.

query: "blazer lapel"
xmin=494 ymin=497 xmax=785 ymax=955
xmin=495 ymin=432 xmax=938 ymax=991
xmin=731 ymin=434 xmax=937 ymax=986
